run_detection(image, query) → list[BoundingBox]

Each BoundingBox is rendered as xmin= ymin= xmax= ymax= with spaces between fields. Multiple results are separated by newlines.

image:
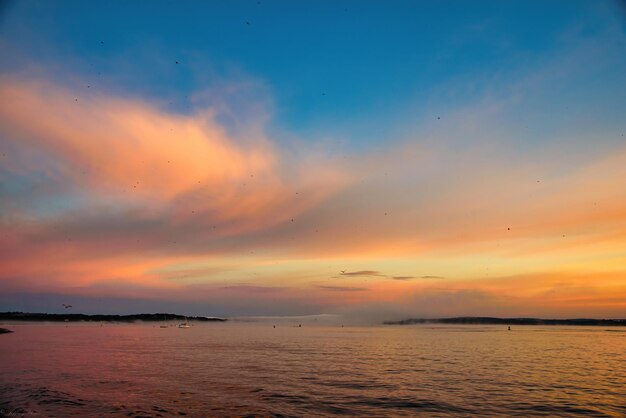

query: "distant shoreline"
xmin=0 ymin=312 xmax=227 ymax=323
xmin=383 ymin=317 xmax=626 ymax=326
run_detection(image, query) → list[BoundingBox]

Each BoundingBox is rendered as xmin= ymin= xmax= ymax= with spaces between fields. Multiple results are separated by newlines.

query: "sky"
xmin=1 ymin=0 xmax=625 ymax=320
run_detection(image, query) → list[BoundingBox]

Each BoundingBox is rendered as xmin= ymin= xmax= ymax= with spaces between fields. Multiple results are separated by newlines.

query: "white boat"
xmin=178 ymin=317 xmax=191 ymax=328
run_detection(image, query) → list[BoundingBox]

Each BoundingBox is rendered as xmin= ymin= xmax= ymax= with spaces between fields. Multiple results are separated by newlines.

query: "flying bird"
xmin=62 ymin=304 xmax=72 ymax=309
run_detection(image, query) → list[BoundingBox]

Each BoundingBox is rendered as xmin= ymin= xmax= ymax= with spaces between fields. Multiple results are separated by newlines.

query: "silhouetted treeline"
xmin=0 ymin=312 xmax=226 ymax=322
xmin=384 ymin=317 xmax=626 ymax=326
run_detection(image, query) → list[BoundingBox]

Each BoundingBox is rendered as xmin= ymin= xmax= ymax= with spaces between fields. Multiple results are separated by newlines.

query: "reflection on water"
xmin=0 ymin=323 xmax=624 ymax=417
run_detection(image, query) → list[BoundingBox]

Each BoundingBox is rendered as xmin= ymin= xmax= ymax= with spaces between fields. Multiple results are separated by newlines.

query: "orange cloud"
xmin=0 ymin=76 xmax=351 ymax=295
xmin=0 ymin=77 xmax=349 ymax=231
xmin=2 ymin=75 xmax=626 ymax=318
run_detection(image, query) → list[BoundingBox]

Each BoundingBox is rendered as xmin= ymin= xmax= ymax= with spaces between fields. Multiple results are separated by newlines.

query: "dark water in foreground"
xmin=0 ymin=323 xmax=624 ymax=417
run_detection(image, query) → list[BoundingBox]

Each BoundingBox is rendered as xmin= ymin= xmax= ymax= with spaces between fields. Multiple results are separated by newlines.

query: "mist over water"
xmin=1 ymin=322 xmax=624 ymax=417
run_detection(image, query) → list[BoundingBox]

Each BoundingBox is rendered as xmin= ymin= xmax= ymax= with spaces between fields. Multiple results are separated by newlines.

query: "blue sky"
xmin=3 ymin=0 xmax=623 ymax=145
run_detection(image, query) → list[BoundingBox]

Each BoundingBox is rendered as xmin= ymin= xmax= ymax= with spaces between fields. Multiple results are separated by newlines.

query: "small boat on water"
xmin=178 ymin=317 xmax=191 ymax=328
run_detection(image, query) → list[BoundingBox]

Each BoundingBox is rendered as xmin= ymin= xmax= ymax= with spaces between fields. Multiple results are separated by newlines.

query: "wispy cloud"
xmin=220 ymin=285 xmax=286 ymax=293
xmin=338 ymin=272 xmax=443 ymax=281
xmin=339 ymin=270 xmax=383 ymax=277
xmin=0 ymin=76 xmax=352 ymax=290
xmin=389 ymin=275 xmax=443 ymax=280
xmin=317 ymin=285 xmax=369 ymax=292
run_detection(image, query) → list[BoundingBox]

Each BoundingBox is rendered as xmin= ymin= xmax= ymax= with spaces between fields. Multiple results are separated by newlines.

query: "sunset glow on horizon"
xmin=1 ymin=1 xmax=625 ymax=319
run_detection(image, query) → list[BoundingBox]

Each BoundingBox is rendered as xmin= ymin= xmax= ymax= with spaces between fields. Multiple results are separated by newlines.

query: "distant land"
xmin=384 ymin=317 xmax=626 ymax=326
xmin=0 ymin=312 xmax=227 ymax=322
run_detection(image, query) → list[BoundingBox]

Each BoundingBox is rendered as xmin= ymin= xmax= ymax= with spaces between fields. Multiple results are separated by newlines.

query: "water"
xmin=1 ymin=322 xmax=624 ymax=417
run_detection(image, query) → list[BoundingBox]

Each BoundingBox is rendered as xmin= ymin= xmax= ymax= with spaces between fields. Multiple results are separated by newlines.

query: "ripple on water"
xmin=1 ymin=324 xmax=625 ymax=417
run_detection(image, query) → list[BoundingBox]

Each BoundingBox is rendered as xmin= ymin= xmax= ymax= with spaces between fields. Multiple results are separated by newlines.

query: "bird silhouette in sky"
xmin=62 ymin=304 xmax=72 ymax=309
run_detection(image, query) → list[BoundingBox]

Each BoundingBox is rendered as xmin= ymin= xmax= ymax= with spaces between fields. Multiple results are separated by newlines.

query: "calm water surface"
xmin=0 ymin=323 xmax=624 ymax=417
